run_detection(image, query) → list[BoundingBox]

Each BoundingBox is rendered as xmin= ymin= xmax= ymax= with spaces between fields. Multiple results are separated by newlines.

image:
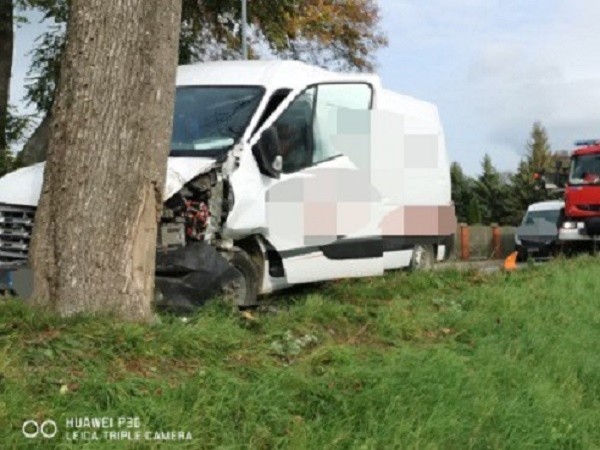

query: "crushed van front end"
xmin=0 ymin=156 xmax=249 ymax=308
xmin=152 ymin=164 xmax=252 ymax=312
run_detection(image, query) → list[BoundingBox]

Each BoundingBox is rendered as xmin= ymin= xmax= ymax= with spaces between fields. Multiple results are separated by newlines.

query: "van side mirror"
xmin=252 ymin=126 xmax=282 ymax=179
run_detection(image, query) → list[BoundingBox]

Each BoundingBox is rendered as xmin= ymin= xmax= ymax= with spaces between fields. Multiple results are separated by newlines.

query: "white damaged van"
xmin=0 ymin=61 xmax=456 ymax=309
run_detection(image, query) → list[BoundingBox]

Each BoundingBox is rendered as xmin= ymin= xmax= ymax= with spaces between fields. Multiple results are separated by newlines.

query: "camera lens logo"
xmin=22 ymin=420 xmax=58 ymax=439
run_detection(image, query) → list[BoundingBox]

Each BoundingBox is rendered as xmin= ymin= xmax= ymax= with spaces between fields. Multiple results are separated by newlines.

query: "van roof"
xmin=527 ymin=200 xmax=564 ymax=212
xmin=176 ymin=60 xmax=442 ymax=135
xmin=176 ymin=60 xmax=381 ymax=91
xmin=378 ymin=88 xmax=441 ymax=132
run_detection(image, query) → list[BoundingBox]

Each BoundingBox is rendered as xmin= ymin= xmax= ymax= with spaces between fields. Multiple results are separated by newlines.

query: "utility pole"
xmin=241 ymin=0 xmax=248 ymax=59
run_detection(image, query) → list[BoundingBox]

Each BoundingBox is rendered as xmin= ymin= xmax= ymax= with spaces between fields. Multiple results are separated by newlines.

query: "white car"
xmin=515 ymin=200 xmax=564 ymax=261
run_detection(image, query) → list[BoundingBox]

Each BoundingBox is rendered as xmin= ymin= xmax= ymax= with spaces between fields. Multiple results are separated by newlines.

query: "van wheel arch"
xmin=235 ymin=237 xmax=265 ymax=280
xmin=222 ymin=246 xmax=260 ymax=307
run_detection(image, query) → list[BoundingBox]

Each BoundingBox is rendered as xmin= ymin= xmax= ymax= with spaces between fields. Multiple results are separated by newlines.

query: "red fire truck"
xmin=540 ymin=140 xmax=600 ymax=252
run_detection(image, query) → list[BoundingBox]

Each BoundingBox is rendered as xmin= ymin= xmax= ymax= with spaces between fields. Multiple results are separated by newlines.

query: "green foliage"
xmin=474 ymin=154 xmax=511 ymax=225
xmin=452 ymin=123 xmax=560 ymax=227
xmin=0 ymin=107 xmax=32 ymax=176
xmin=179 ymin=0 xmax=387 ymax=69
xmin=1 ymin=257 xmax=599 ymax=448
xmin=19 ymin=0 xmax=387 ymax=114
xmin=24 ymin=24 xmax=65 ymax=113
xmin=467 ymin=196 xmax=482 ymax=225
xmin=527 ymin=121 xmax=556 ymax=171
xmin=452 ymin=158 xmax=513 ymax=226
xmin=15 ymin=0 xmax=68 ymax=22
xmin=6 ymin=105 xmax=31 ymax=145
xmin=506 ymin=122 xmax=557 ymax=224
xmin=450 ymin=162 xmax=474 ymax=223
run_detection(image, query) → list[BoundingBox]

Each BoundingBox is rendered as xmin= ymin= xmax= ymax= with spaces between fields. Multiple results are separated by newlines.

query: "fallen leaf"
xmin=241 ymin=311 xmax=256 ymax=321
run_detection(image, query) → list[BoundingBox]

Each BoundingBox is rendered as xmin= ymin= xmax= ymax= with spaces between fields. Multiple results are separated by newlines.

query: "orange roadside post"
xmin=491 ymin=223 xmax=501 ymax=259
xmin=503 ymin=251 xmax=518 ymax=271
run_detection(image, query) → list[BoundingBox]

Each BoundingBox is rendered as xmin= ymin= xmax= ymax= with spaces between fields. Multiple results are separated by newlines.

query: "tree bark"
xmin=29 ymin=0 xmax=182 ymax=321
xmin=0 ymin=0 xmax=13 ymax=167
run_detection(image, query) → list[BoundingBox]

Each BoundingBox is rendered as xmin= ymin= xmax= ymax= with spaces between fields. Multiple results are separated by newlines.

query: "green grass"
xmin=1 ymin=256 xmax=599 ymax=449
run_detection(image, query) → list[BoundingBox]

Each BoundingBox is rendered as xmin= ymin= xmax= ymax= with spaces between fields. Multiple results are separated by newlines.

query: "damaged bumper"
xmin=154 ymin=241 xmax=241 ymax=314
xmin=3 ymin=243 xmax=241 ymax=312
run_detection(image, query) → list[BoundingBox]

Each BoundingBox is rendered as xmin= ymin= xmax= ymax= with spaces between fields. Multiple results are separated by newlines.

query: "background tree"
xmin=467 ymin=197 xmax=482 ymax=225
xmin=506 ymin=122 xmax=557 ymax=224
xmin=14 ymin=0 xmax=387 ymax=164
xmin=29 ymin=0 xmax=182 ymax=321
xmin=1 ymin=106 xmax=31 ymax=174
xmin=526 ymin=121 xmax=555 ymax=172
xmin=180 ymin=0 xmax=386 ymax=70
xmin=474 ymin=154 xmax=511 ymax=225
xmin=450 ymin=162 xmax=474 ymax=224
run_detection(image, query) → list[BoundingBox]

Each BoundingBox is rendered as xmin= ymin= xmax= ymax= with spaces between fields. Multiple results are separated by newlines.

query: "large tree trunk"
xmin=29 ymin=0 xmax=182 ymax=321
xmin=0 ymin=0 xmax=13 ymax=173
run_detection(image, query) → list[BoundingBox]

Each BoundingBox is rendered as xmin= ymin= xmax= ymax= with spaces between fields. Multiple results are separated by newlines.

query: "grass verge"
xmin=0 ymin=256 xmax=599 ymax=449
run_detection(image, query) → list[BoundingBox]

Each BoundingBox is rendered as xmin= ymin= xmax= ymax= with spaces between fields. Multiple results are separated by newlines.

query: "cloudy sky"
xmin=9 ymin=1 xmax=600 ymax=175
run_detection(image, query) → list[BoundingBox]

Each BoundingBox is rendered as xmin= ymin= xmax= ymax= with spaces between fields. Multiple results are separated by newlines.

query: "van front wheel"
xmin=410 ymin=244 xmax=435 ymax=271
xmin=222 ymin=248 xmax=260 ymax=307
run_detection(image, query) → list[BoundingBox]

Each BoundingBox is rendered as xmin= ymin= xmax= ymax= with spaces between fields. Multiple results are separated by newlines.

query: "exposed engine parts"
xmin=158 ymin=167 xmax=236 ymax=251
xmin=184 ymin=199 xmax=210 ymax=240
xmin=159 ymin=171 xmax=217 ymax=248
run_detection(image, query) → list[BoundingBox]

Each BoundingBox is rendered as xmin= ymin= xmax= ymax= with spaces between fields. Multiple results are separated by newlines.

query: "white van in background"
xmin=0 ymin=61 xmax=457 ymax=311
xmin=515 ymin=200 xmax=564 ymax=261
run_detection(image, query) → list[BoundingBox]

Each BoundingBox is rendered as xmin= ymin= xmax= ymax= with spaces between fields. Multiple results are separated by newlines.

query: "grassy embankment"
xmin=0 ymin=256 xmax=599 ymax=449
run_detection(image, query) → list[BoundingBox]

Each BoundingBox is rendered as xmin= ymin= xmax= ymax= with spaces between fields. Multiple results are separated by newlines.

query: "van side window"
xmin=313 ymin=84 xmax=372 ymax=164
xmin=273 ymin=87 xmax=316 ymax=174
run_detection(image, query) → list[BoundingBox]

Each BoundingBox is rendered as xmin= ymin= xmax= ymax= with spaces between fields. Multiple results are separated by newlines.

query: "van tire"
xmin=409 ymin=244 xmax=435 ymax=271
xmin=223 ymin=248 xmax=260 ymax=307
xmin=516 ymin=246 xmax=528 ymax=263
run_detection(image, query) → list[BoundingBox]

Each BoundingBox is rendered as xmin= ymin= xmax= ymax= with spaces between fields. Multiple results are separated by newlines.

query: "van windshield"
xmin=170 ymin=86 xmax=264 ymax=155
xmin=569 ymin=154 xmax=600 ymax=185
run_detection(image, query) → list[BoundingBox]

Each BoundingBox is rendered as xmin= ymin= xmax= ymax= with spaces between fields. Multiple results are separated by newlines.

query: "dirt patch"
xmin=434 ymin=259 xmax=503 ymax=273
